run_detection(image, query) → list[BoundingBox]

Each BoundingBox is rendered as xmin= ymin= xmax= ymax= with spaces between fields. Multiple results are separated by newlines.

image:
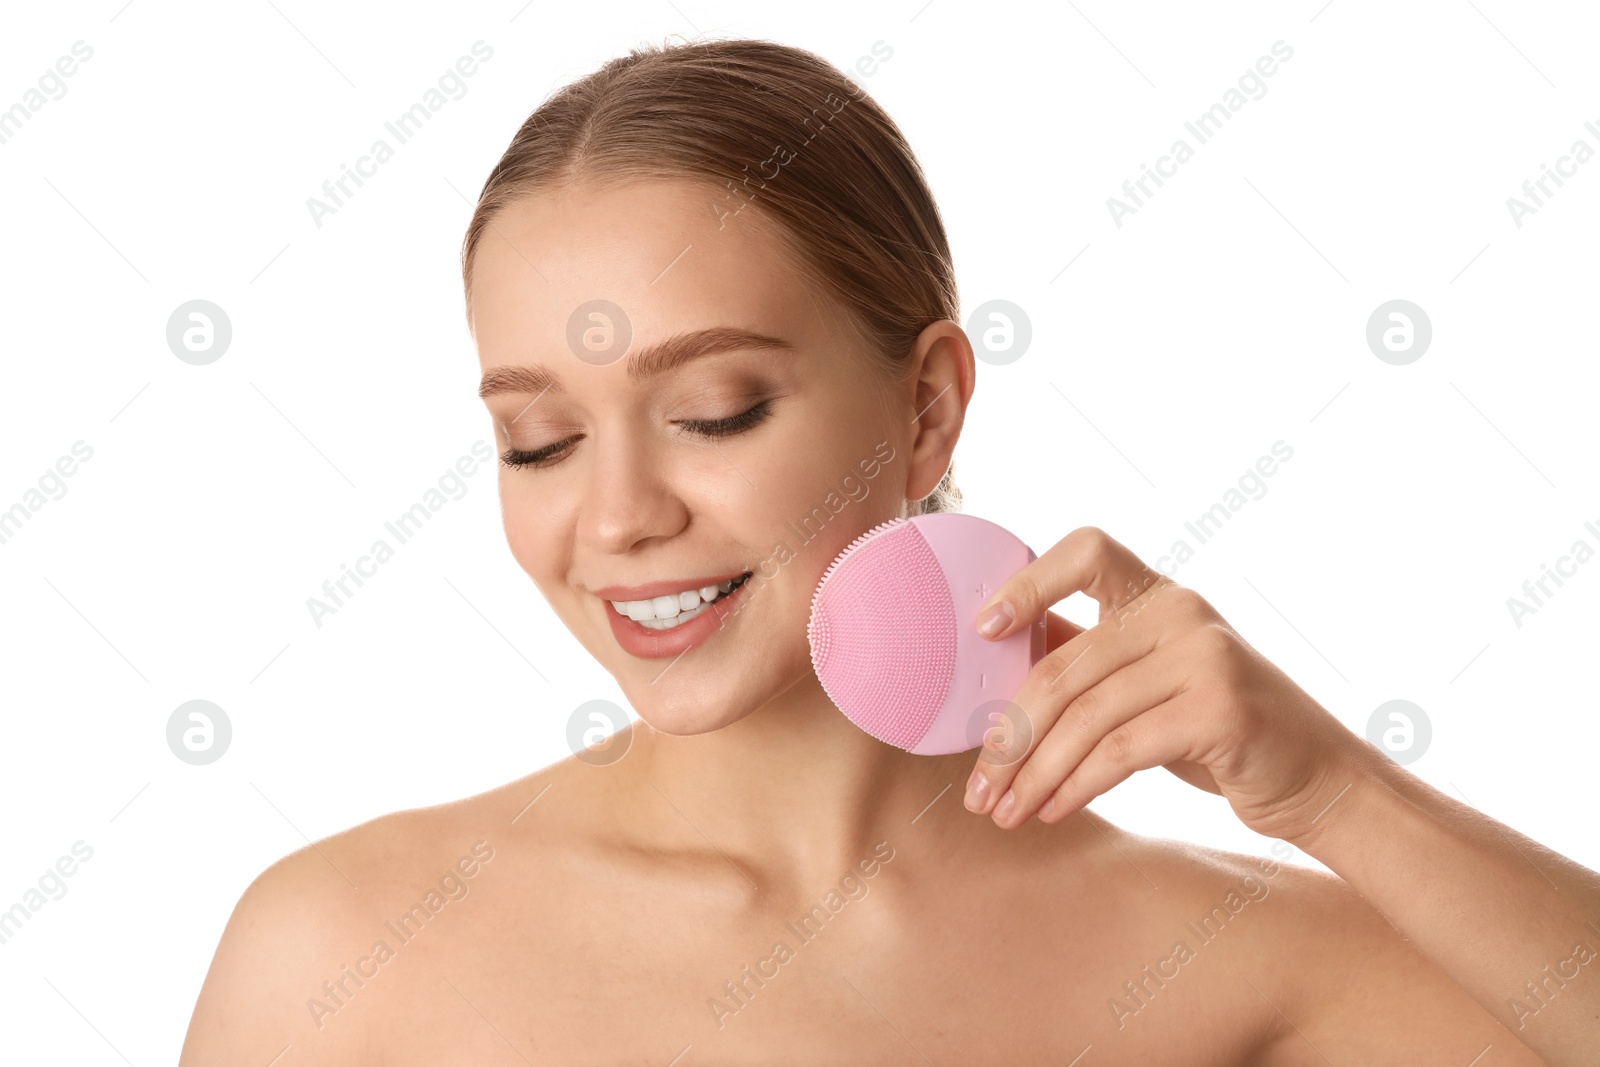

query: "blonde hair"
xmin=460 ymin=37 xmax=962 ymax=515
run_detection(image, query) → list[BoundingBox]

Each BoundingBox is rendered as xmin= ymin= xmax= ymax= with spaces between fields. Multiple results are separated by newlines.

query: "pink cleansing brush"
xmin=806 ymin=513 xmax=1049 ymax=755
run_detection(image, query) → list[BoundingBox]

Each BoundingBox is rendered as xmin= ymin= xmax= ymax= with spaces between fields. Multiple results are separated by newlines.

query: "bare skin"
xmin=180 ymin=178 xmax=1583 ymax=1064
xmin=178 ymin=742 xmax=1546 ymax=1066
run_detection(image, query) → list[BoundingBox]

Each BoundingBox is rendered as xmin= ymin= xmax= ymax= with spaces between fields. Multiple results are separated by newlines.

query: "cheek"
xmin=743 ymin=424 xmax=851 ymax=517
xmin=499 ymin=478 xmax=560 ymax=580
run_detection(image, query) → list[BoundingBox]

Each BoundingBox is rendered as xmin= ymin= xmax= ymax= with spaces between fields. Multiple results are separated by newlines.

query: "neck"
xmin=607 ymin=674 xmax=1102 ymax=892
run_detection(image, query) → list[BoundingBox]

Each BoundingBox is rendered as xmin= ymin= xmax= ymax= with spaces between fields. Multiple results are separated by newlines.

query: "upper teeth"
xmin=611 ymin=577 xmax=740 ymax=621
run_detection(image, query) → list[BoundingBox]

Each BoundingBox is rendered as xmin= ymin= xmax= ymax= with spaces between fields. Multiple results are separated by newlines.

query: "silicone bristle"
xmin=810 ymin=518 xmax=907 ymax=599
xmin=807 ymin=520 xmax=957 ymax=749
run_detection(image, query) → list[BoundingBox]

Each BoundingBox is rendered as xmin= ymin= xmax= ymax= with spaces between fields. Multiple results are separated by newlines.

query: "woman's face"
xmin=468 ymin=178 xmax=917 ymax=734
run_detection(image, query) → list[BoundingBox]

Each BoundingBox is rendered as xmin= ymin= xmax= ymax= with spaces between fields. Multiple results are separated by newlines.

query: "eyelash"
xmin=500 ymin=400 xmax=774 ymax=471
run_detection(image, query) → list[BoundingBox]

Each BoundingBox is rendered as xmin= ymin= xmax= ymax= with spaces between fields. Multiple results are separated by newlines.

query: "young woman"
xmin=181 ymin=38 xmax=1597 ymax=1065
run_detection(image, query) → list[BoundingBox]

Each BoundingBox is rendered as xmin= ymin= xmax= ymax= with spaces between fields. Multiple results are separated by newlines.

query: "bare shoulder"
xmin=1097 ymin=830 xmax=1543 ymax=1066
xmin=1249 ymin=857 xmax=1545 ymax=1065
xmin=178 ymin=761 xmax=568 ymax=1066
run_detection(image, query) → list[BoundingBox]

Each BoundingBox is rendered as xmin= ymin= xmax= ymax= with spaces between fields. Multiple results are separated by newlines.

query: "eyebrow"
xmin=478 ymin=326 xmax=795 ymax=399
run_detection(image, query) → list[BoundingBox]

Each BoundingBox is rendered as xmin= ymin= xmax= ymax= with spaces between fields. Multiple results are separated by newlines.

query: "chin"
xmin=618 ymin=635 xmax=814 ymax=738
xmin=624 ymin=689 xmax=753 ymax=737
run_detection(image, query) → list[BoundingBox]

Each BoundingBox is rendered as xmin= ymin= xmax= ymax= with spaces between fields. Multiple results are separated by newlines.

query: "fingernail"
xmin=977 ymin=600 xmax=1013 ymax=639
xmin=1039 ymin=795 xmax=1056 ymax=819
xmin=964 ymin=769 xmax=990 ymax=811
xmin=994 ymin=789 xmax=1016 ymax=822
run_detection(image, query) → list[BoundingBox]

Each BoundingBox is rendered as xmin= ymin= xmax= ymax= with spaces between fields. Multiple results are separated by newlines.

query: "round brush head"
xmin=806 ymin=514 xmax=1045 ymax=755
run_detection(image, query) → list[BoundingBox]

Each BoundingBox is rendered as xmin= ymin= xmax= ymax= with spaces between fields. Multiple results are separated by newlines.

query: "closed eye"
xmin=500 ymin=399 xmax=774 ymax=471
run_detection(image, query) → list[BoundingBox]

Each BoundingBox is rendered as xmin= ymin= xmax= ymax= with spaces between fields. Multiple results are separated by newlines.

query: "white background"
xmin=2 ymin=0 xmax=1597 ymax=1061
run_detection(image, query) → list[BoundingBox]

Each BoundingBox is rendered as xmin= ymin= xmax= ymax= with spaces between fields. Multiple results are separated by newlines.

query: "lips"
xmin=590 ymin=570 xmax=752 ymax=602
xmin=602 ymin=570 xmax=756 ymax=659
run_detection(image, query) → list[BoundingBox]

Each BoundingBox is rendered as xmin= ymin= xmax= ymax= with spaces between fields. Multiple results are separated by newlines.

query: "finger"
xmin=1036 ymin=690 xmax=1206 ymax=824
xmin=974 ymin=526 xmax=1165 ymax=642
xmin=1045 ymin=608 xmax=1086 ymax=652
xmin=965 ymin=596 xmax=1169 ymax=816
xmin=988 ymin=645 xmax=1187 ymax=829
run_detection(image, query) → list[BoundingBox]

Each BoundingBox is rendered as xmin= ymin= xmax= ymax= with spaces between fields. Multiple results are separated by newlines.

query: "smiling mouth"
xmin=610 ymin=571 xmax=754 ymax=630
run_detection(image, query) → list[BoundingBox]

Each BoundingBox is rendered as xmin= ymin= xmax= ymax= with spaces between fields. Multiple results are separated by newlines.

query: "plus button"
xmin=976 ymin=581 xmax=991 ymax=599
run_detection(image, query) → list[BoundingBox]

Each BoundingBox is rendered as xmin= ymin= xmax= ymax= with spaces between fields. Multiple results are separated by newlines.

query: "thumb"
xmin=974 ymin=569 xmax=1050 ymax=641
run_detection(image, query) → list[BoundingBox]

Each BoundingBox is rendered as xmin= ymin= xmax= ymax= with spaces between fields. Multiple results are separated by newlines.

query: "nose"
xmin=578 ymin=419 xmax=688 ymax=556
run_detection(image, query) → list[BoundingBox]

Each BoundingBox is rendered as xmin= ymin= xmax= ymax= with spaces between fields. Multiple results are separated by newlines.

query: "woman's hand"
xmin=961 ymin=528 xmax=1600 ymax=1064
xmin=964 ymin=525 xmax=1366 ymax=841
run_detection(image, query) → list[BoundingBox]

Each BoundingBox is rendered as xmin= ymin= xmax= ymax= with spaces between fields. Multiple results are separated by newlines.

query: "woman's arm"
xmin=1289 ymin=737 xmax=1600 ymax=1064
xmin=960 ymin=526 xmax=1600 ymax=1065
xmin=179 ymin=847 xmax=359 ymax=1067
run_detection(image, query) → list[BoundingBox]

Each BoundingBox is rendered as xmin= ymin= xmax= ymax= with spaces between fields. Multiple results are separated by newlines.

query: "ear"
xmin=903 ymin=319 xmax=976 ymax=503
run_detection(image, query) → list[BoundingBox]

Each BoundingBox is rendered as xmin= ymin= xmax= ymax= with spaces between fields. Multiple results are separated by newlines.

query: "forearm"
xmin=1291 ymin=739 xmax=1600 ymax=1065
